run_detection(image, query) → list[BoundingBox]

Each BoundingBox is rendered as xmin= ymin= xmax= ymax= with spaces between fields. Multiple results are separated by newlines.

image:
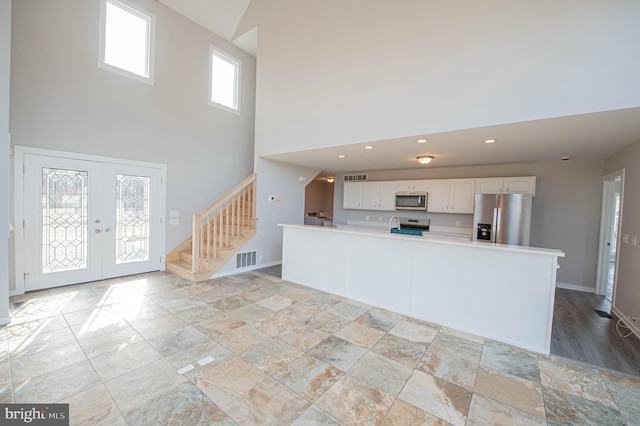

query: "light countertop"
xmin=282 ymin=223 xmax=565 ymax=258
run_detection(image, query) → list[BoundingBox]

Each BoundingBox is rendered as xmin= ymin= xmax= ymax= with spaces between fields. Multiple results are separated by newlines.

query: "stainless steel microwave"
xmin=395 ymin=192 xmax=428 ymax=210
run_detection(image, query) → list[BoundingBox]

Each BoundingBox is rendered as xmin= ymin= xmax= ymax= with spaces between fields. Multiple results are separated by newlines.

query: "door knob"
xmin=104 ymin=228 xmax=111 ymax=233
xmin=95 ymin=229 xmax=102 ymax=234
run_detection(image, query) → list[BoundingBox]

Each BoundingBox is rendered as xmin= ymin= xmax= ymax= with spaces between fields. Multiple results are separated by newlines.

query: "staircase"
xmin=166 ymin=173 xmax=257 ymax=282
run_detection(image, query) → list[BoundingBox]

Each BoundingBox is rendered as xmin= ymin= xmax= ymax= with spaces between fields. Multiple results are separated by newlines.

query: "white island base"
xmin=280 ymin=224 xmax=565 ymax=354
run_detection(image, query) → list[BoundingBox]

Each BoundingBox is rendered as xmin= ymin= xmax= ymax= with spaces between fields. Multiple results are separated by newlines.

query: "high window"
xmin=209 ymin=46 xmax=240 ymax=113
xmin=99 ymin=0 xmax=155 ymax=84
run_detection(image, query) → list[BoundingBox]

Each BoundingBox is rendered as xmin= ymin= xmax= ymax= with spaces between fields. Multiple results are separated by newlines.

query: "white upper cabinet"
xmin=344 ymin=181 xmax=396 ymax=211
xmin=475 ymin=176 xmax=536 ymax=195
xmin=504 ymin=177 xmax=536 ymax=195
xmin=396 ymin=181 xmax=428 ymax=192
xmin=343 ymin=182 xmax=363 ymax=209
xmin=426 ymin=180 xmax=450 ymax=213
xmin=449 ymin=179 xmax=476 ymax=213
xmin=426 ymin=179 xmax=475 ymax=214
xmin=343 ymin=176 xmax=534 ymax=213
xmin=378 ymin=182 xmax=398 ymax=210
xmin=475 ymin=178 xmax=503 ymax=194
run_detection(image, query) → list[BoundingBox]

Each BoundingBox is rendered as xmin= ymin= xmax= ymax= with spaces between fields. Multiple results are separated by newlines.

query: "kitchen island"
xmin=280 ymin=224 xmax=565 ymax=354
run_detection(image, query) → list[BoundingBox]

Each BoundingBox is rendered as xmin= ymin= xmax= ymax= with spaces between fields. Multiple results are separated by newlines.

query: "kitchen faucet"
xmin=388 ymin=216 xmax=399 ymax=233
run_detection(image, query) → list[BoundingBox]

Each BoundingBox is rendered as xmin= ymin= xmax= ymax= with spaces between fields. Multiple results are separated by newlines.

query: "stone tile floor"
xmin=1 ymin=269 xmax=640 ymax=425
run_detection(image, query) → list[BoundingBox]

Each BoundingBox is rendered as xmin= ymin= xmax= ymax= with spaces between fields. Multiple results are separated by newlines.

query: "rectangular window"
xmin=99 ymin=0 xmax=155 ymax=85
xmin=209 ymin=46 xmax=240 ymax=113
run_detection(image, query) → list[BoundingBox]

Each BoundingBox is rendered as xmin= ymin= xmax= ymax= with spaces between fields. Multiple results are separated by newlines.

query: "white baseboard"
xmin=556 ymin=282 xmax=595 ymax=293
xmin=212 ymin=260 xmax=282 ymax=279
xmin=611 ymin=306 xmax=640 ymax=340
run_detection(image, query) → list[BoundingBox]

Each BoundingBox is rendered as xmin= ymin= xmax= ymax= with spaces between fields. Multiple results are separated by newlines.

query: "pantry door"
xmin=22 ymin=153 xmax=164 ymax=291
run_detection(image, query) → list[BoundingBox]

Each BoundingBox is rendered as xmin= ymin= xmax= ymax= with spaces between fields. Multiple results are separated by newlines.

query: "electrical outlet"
xmin=633 ymin=236 xmax=637 ymax=247
xmin=623 ymin=234 xmax=629 ymax=244
xmin=456 ymin=221 xmax=460 ymax=227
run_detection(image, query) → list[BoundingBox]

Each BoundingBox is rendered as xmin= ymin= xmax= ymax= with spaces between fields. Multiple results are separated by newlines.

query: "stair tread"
xmin=166 ymin=259 xmax=193 ymax=271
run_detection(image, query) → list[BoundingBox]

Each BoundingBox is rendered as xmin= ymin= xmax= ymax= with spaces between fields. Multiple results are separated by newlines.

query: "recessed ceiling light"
xmin=416 ymin=156 xmax=434 ymax=165
xmin=338 ymin=154 xmax=346 ymax=158
xmin=484 ymin=139 xmax=497 ymax=144
xmin=417 ymin=139 xmax=427 ymax=143
xmin=364 ymin=146 xmax=374 ymax=150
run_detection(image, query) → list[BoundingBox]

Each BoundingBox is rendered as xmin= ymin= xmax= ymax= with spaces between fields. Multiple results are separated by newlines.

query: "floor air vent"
xmin=594 ymin=310 xmax=613 ymax=319
xmin=236 ymin=251 xmax=257 ymax=268
xmin=344 ymin=174 xmax=368 ymax=182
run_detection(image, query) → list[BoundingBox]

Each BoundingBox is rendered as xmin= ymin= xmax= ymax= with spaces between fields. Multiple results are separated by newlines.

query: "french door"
xmin=22 ymin=153 xmax=164 ymax=291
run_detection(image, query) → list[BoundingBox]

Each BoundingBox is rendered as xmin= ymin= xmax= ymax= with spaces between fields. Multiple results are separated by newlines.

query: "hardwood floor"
xmin=253 ymin=264 xmax=283 ymax=279
xmin=551 ymin=288 xmax=640 ymax=377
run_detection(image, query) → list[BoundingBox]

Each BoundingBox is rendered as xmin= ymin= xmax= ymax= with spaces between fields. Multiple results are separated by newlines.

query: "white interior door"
xmin=23 ymin=153 xmax=164 ymax=291
xmin=596 ymin=170 xmax=624 ymax=301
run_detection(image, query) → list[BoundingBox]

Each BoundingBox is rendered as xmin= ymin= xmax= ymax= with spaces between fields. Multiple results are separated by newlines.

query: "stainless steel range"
xmin=389 ymin=217 xmax=431 ymax=236
xmin=399 ymin=217 xmax=430 ymax=232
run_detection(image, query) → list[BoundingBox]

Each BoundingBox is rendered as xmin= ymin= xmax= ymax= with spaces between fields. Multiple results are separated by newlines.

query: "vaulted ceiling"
xmin=158 ymin=0 xmax=257 ymax=56
xmin=159 ymin=1 xmax=640 ymax=174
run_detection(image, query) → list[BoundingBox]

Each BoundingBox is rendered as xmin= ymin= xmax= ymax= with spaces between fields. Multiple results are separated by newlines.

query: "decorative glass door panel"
xmin=116 ymin=174 xmax=151 ymax=264
xmin=23 ymin=154 xmax=164 ymax=291
xmin=41 ymin=168 xmax=89 ymax=273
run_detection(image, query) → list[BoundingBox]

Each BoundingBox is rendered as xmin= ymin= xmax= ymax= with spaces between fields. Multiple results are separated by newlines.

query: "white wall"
xmin=219 ymin=158 xmax=319 ymax=274
xmin=0 ymin=0 xmax=11 ymax=324
xmin=333 ymin=160 xmax=605 ymax=289
xmin=10 ymin=0 xmax=256 ymax=282
xmin=240 ymin=0 xmax=639 ymax=276
xmin=245 ymin=0 xmax=640 ymax=157
xmin=606 ymin=142 xmax=640 ymax=322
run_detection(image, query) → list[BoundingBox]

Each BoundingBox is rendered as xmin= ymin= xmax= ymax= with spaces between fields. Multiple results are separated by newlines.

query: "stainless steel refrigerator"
xmin=472 ymin=193 xmax=532 ymax=246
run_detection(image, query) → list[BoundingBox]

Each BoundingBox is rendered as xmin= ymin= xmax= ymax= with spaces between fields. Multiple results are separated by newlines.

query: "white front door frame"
xmin=13 ymin=146 xmax=167 ymax=296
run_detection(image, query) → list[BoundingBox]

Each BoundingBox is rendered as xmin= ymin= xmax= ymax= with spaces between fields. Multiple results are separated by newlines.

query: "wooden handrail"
xmin=191 ymin=173 xmax=257 ymax=272
xmin=200 ymin=173 xmax=256 ymax=219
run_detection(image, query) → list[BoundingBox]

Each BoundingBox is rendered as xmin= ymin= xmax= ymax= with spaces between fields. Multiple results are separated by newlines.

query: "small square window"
xmin=209 ymin=47 xmax=240 ymax=113
xmin=99 ymin=0 xmax=154 ymax=84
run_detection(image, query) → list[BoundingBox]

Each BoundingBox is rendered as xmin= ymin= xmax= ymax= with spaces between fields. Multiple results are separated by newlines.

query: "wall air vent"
xmin=344 ymin=174 xmax=368 ymax=182
xmin=236 ymin=251 xmax=257 ymax=268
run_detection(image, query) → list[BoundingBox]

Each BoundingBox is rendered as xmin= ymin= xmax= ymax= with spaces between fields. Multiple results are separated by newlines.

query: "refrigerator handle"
xmin=494 ymin=207 xmax=501 ymax=243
